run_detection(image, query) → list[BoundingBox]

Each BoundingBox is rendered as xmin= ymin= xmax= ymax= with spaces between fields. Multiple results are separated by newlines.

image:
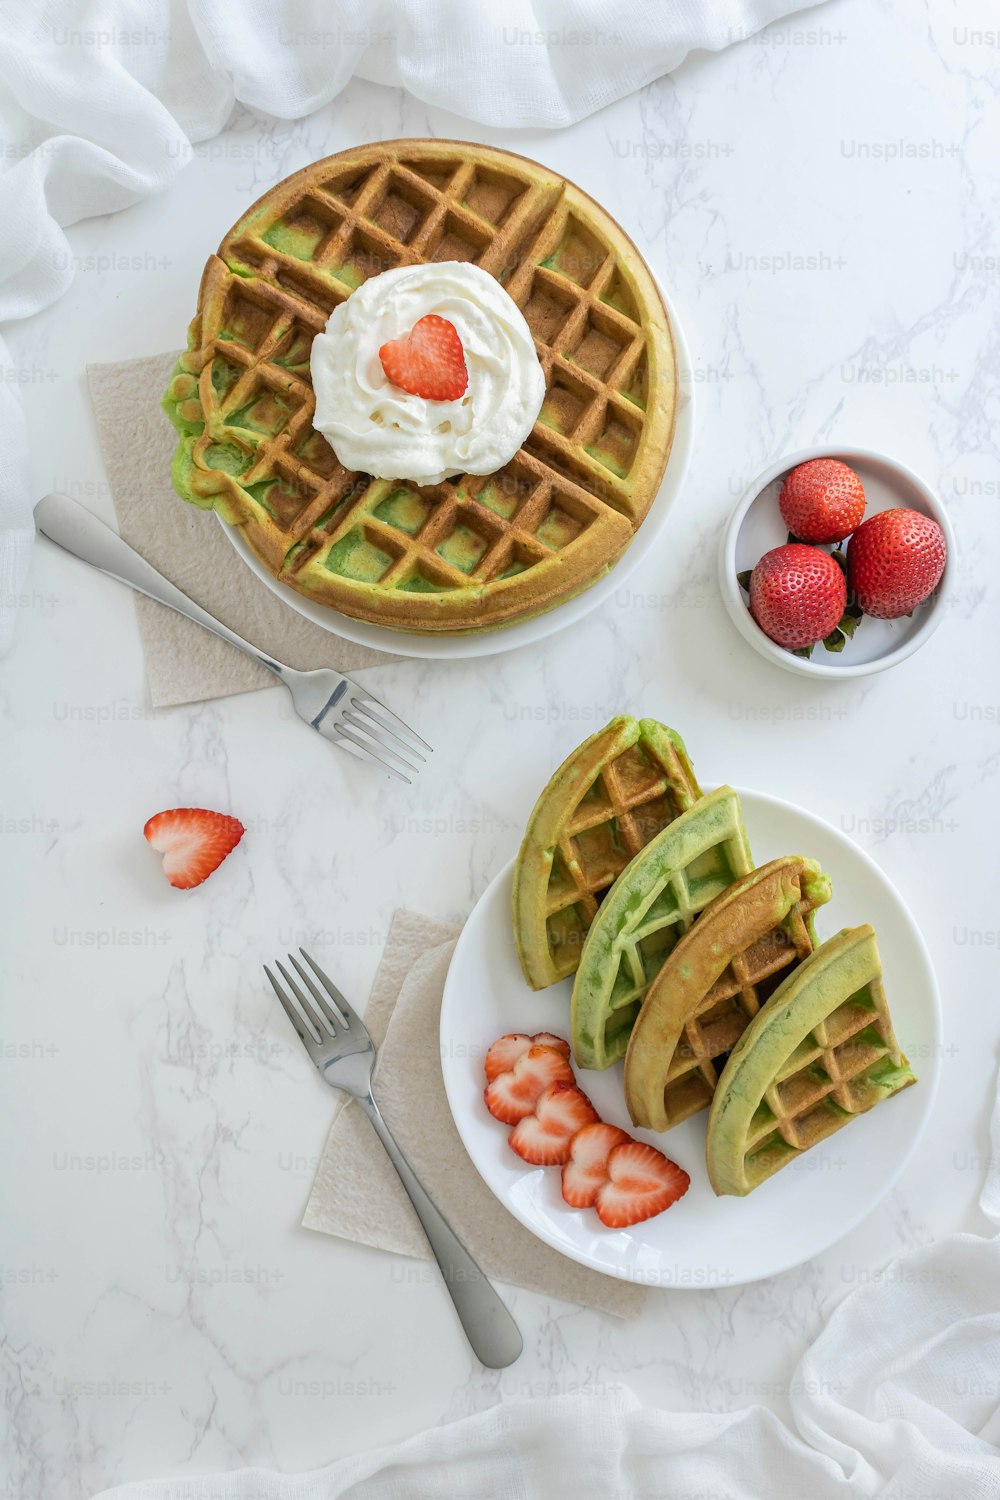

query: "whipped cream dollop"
xmin=310 ymin=261 xmax=545 ymax=485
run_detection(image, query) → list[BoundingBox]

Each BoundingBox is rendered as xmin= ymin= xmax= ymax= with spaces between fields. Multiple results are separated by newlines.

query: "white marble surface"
xmin=3 ymin=1 xmax=999 ymax=1493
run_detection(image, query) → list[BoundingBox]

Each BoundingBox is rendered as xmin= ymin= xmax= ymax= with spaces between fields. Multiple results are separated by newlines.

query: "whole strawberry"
xmin=779 ymin=458 xmax=866 ymax=544
xmin=749 ymin=543 xmax=846 ymax=650
xmin=847 ymin=507 xmax=947 ymax=619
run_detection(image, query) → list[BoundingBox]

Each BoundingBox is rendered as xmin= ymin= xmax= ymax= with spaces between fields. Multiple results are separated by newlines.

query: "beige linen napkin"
xmin=86 ymin=353 xmax=394 ymax=709
xmin=302 ymin=910 xmax=645 ymax=1320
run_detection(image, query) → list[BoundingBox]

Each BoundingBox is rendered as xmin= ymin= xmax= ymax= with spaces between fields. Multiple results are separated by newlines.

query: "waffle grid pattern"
xmin=744 ymin=972 xmax=906 ymax=1177
xmin=661 ymin=903 xmax=818 ymax=1127
xmin=609 ymin=851 xmax=747 ymax=1011
xmin=592 ymin=822 xmax=754 ymax=1062
xmin=543 ymin=739 xmax=698 ymax=980
xmin=166 ymin=142 xmax=676 ymax=631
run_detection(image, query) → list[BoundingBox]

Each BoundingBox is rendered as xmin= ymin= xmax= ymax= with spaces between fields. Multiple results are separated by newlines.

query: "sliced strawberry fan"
xmin=482 ymin=1032 xmax=689 ymax=1230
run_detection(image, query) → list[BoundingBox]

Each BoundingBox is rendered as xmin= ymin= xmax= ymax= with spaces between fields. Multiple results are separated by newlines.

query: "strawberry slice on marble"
xmin=143 ymin=808 xmax=245 ymax=890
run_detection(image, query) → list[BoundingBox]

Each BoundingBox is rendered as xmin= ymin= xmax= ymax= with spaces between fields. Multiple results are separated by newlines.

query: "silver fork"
xmin=34 ymin=492 xmax=430 ymax=782
xmin=266 ymin=949 xmax=522 ymax=1369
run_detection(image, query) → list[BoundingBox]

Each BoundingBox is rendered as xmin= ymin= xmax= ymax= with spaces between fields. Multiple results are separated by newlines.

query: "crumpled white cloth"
xmin=0 ymin=0 xmax=821 ymax=650
xmin=93 ymin=1071 xmax=1000 ymax=1498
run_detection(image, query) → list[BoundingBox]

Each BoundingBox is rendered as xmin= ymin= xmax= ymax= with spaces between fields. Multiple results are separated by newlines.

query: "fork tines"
xmin=334 ymin=692 xmax=432 ymax=784
xmin=264 ymin=948 xmax=357 ymax=1049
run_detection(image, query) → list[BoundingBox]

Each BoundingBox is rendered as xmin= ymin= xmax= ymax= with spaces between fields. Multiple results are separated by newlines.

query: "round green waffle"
xmin=162 ymin=139 xmax=677 ymax=633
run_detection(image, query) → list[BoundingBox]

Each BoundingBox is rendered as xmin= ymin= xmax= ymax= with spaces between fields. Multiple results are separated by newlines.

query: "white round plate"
xmin=218 ymin=285 xmax=693 ymax=661
xmin=440 ymin=787 xmax=940 ymax=1287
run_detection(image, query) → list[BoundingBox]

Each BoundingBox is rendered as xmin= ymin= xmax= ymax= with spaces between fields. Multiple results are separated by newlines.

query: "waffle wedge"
xmin=163 ymin=139 xmax=677 ymax=633
xmin=512 ymin=716 xmax=701 ymax=990
xmin=571 ymin=787 xmax=753 ymax=1070
xmin=706 ymin=925 xmax=916 ymax=1196
xmin=624 ymin=857 xmax=831 ymax=1131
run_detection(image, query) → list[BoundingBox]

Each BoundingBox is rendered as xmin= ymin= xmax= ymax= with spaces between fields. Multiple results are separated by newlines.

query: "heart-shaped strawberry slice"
xmin=379 ymin=314 xmax=469 ymax=402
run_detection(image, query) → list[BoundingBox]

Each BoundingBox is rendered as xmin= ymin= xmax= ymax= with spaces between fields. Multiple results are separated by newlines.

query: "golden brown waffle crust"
xmin=164 ymin=139 xmax=677 ymax=633
xmin=706 ymin=924 xmax=916 ymax=1196
xmin=623 ymin=856 xmax=830 ymax=1132
xmin=512 ymin=716 xmax=701 ymax=990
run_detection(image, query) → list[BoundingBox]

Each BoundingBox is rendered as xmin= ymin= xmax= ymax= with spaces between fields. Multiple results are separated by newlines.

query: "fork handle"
xmin=34 ymin=492 xmax=287 ymax=680
xmin=359 ymin=1095 xmax=522 ymax=1368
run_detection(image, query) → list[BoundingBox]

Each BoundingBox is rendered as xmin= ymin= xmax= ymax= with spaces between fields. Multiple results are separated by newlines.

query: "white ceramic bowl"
xmin=719 ymin=446 xmax=955 ymax=679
